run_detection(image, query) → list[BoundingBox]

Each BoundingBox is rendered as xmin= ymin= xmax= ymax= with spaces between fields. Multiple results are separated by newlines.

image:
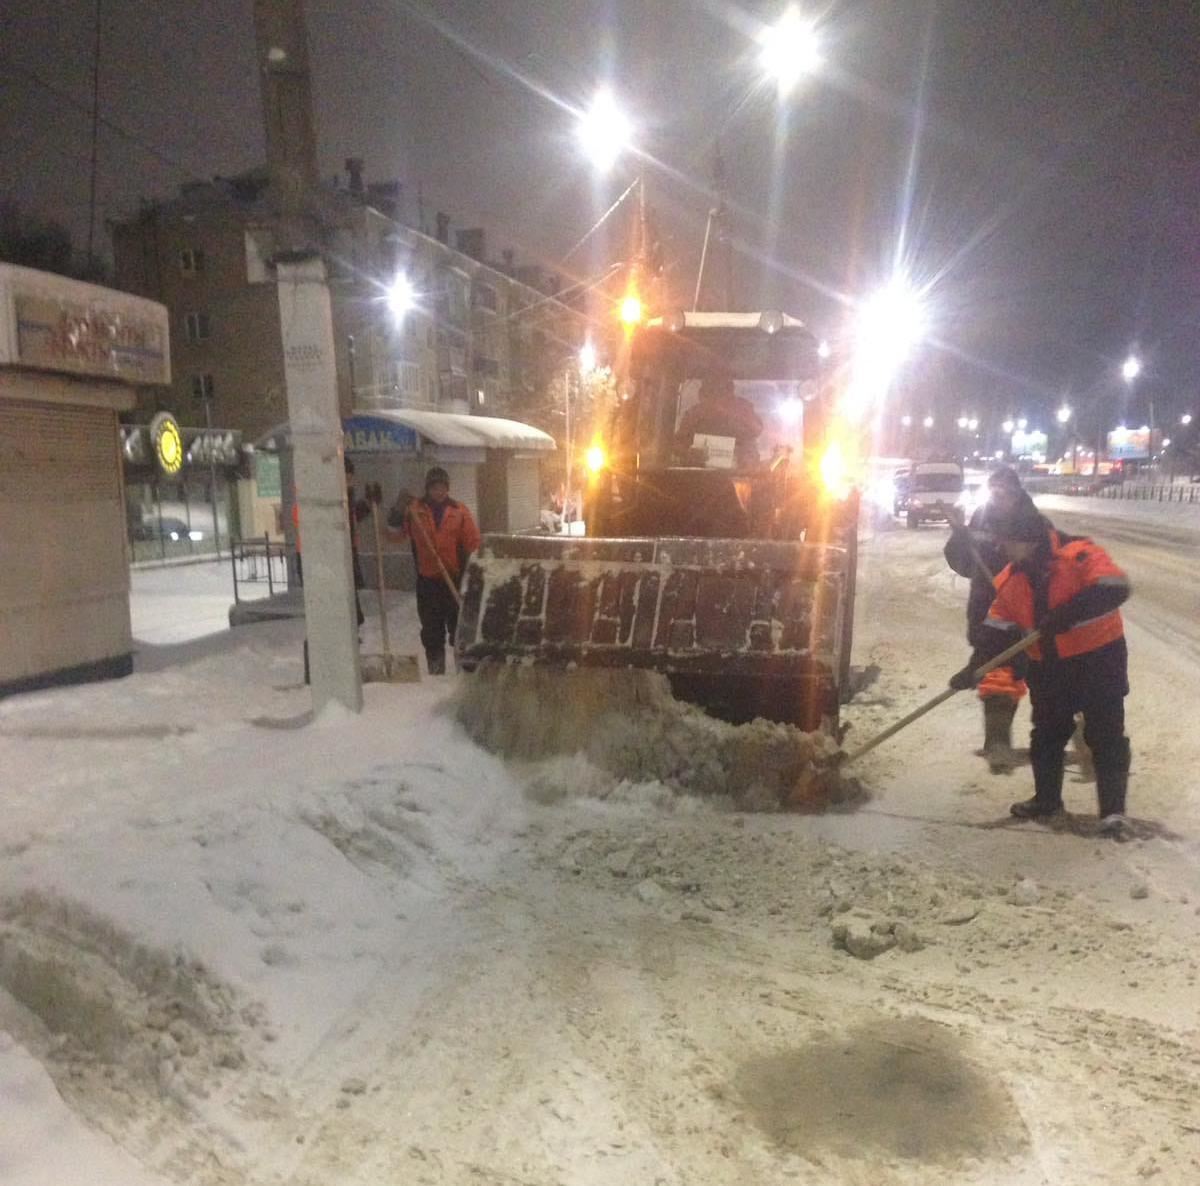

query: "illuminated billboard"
xmin=1106 ymin=426 xmax=1150 ymax=461
xmin=1010 ymin=429 xmax=1048 ymax=458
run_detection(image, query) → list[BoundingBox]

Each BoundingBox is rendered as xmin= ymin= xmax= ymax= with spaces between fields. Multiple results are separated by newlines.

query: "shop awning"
xmin=255 ymin=410 xmax=556 ymax=453
xmin=359 ymin=409 xmax=556 ymax=451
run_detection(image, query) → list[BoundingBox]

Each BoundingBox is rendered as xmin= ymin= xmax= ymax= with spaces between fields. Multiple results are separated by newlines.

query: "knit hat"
xmin=424 ymin=466 xmax=450 ymax=489
xmin=992 ymin=501 xmax=1047 ymax=543
xmin=987 ymin=464 xmax=1022 ymax=492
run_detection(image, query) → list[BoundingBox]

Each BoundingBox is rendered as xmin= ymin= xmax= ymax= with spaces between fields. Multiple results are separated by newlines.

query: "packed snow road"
xmin=0 ymin=531 xmax=1198 ymax=1185
xmin=1035 ymin=493 xmax=1200 ymax=664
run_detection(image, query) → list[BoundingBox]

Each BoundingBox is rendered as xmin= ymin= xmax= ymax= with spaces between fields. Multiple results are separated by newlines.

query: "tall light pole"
xmin=1057 ymin=404 xmax=1076 ymax=473
xmin=1121 ymin=353 xmax=1150 ymax=475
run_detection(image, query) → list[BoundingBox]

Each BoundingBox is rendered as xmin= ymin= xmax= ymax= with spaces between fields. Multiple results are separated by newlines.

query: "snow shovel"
xmin=360 ymin=501 xmax=420 ymax=684
xmin=838 ymin=628 xmax=1042 ymax=767
xmin=404 ymin=501 xmax=463 ymax=609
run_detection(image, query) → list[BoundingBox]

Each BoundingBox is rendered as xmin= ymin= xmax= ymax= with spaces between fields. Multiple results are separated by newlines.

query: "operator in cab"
xmin=675 ymin=374 xmax=764 ymax=468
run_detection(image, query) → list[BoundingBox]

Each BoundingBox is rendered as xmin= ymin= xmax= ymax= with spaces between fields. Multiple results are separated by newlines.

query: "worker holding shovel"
xmin=944 ymin=466 xmax=1047 ymax=773
xmin=949 ymin=502 xmax=1133 ymax=835
xmin=386 ymin=467 xmax=481 ymax=675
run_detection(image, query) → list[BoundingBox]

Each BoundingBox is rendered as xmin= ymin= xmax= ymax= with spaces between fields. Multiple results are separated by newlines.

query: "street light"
xmin=577 ymin=88 xmax=633 ymax=172
xmin=817 ymin=339 xmax=831 ymax=360
xmin=386 ymin=274 xmax=415 ymax=321
xmin=759 ymin=5 xmax=821 ymax=97
xmin=1001 ymin=419 xmax=1015 ymax=434
xmin=579 ymin=341 xmax=597 ymax=374
xmin=618 ymin=294 xmax=644 ymax=326
xmin=923 ymin=415 xmax=934 ymax=429
xmin=968 ymin=417 xmax=979 ymax=432
xmin=1057 ymin=405 xmax=1072 ymax=424
xmin=900 ymin=414 xmax=912 ymax=427
xmin=1121 ymin=354 xmax=1142 ymax=383
xmin=1017 ymin=417 xmax=1028 ymax=431
xmin=1182 ymin=413 xmax=1193 ymax=426
xmin=956 ymin=416 xmax=969 ymax=430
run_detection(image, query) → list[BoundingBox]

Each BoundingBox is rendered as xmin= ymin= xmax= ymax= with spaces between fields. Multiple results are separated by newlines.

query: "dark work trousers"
xmin=1028 ymin=638 xmax=1130 ymax=815
xmin=416 ymin=574 xmax=459 ymax=671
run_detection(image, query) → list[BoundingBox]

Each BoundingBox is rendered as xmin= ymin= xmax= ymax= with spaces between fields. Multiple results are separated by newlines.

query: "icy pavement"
xmin=1 ymin=538 xmax=1198 ymax=1185
xmin=130 ymin=559 xmax=271 ymax=647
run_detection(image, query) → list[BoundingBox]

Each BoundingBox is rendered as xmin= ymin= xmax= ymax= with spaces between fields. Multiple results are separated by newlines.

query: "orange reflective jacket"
xmin=985 ymin=531 xmax=1126 ymax=660
xmin=392 ymin=498 xmax=481 ymax=581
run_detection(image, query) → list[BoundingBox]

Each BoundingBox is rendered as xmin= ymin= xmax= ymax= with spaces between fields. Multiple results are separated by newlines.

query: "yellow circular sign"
xmin=151 ymin=412 xmax=184 ymax=475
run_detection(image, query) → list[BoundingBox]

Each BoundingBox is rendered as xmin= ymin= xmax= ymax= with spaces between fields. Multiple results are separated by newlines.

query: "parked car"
xmin=132 ymin=516 xmax=205 ymax=543
xmin=894 ymin=461 xmax=966 ymax=529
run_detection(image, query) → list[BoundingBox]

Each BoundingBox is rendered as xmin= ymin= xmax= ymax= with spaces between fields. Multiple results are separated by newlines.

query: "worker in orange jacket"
xmin=950 ymin=503 xmax=1132 ymax=835
xmin=387 ymin=466 xmax=481 ymax=674
xmin=944 ymin=467 xmax=1047 ymax=772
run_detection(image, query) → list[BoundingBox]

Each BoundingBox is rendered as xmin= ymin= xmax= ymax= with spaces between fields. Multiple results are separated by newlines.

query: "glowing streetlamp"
xmin=817 ymin=339 xmax=831 ymax=360
xmin=1182 ymin=413 xmax=1193 ymax=426
xmin=759 ymin=5 xmax=821 ymax=97
xmin=618 ymin=294 xmax=644 ymax=326
xmin=923 ymin=415 xmax=934 ymax=429
xmin=1001 ymin=419 xmax=1015 ymax=435
xmin=577 ymin=88 xmax=633 ymax=172
xmin=386 ymin=274 xmax=416 ymax=321
xmin=1057 ymin=405 xmax=1072 ymax=425
xmin=1121 ymin=354 xmax=1142 ymax=384
xmin=1017 ymin=417 xmax=1028 ymax=431
xmin=956 ymin=416 xmax=969 ymax=430
xmin=900 ymin=414 xmax=913 ymax=428
xmin=579 ymin=341 xmax=598 ymax=374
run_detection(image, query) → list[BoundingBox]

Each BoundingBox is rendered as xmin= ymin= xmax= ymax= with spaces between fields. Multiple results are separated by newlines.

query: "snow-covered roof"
xmin=646 ymin=311 xmax=809 ymax=332
xmin=368 ymin=409 xmax=555 ymax=451
xmin=256 ymin=410 xmax=555 ymax=452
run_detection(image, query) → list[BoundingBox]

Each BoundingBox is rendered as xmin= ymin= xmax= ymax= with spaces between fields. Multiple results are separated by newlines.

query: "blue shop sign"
xmin=343 ymin=416 xmax=418 ymax=454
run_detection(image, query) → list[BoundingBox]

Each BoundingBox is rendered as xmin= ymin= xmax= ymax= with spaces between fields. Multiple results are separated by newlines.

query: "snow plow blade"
xmin=456 ymin=535 xmax=853 ymax=732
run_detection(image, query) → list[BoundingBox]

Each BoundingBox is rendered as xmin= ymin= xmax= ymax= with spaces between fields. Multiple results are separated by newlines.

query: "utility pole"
xmin=254 ymin=0 xmax=362 ymax=713
xmin=692 ymin=146 xmax=734 ymax=311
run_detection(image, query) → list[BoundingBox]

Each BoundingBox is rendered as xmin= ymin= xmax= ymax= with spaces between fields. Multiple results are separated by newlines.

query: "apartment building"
xmin=110 ymin=166 xmax=593 ymax=443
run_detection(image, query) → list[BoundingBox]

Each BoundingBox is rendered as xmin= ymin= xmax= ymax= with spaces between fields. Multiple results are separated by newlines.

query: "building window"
xmin=184 ymin=311 xmax=211 ymax=343
xmin=179 ymin=248 xmax=205 ymax=276
xmin=473 ymin=282 xmax=498 ymax=312
xmin=190 ymin=373 xmax=215 ymax=401
xmin=244 ymin=228 xmax=276 ymax=283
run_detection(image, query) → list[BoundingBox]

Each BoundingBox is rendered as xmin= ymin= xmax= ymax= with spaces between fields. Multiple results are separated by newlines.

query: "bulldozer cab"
xmin=457 ymin=312 xmax=859 ymax=735
xmin=592 ymin=313 xmax=829 ymax=541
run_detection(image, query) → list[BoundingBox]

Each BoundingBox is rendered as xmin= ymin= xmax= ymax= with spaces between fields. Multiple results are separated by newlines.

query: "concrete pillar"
xmin=277 ymin=253 xmax=362 ymax=714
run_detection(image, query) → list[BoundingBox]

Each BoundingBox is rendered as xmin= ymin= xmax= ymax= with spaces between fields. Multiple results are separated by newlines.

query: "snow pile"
xmin=455 ymin=666 xmax=859 ymax=810
xmin=0 ymin=891 xmax=249 ymax=1110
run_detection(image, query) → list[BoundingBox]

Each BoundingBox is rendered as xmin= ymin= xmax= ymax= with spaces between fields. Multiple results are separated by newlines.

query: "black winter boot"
xmin=427 ymin=650 xmax=446 ymax=676
xmin=1010 ymin=796 xmax=1062 ymax=819
xmin=1096 ymin=736 xmax=1130 ymax=825
xmin=1013 ymin=744 xmax=1065 ymax=818
xmin=982 ymin=698 xmax=1018 ymax=774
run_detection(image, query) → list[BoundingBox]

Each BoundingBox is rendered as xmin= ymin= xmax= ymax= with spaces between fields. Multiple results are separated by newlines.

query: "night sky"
xmin=4 ymin=0 xmax=1199 ymax=434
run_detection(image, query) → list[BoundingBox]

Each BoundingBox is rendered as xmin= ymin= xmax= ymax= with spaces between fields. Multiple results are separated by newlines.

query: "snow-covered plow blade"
xmin=457 ymin=535 xmax=853 ymax=732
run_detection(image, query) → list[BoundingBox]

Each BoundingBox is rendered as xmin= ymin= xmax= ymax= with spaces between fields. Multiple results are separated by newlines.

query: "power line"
xmin=0 ymin=55 xmax=208 ymax=182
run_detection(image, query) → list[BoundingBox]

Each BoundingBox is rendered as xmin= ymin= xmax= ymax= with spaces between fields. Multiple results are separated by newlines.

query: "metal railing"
xmin=1091 ymin=482 xmax=1200 ymax=503
xmin=230 ymin=536 xmax=290 ymax=603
